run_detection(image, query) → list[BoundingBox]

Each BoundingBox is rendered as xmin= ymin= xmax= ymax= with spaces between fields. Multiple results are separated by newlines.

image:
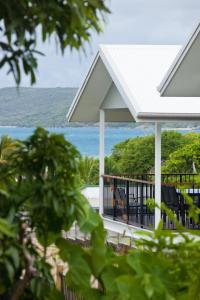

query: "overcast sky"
xmin=1 ymin=0 xmax=200 ymax=88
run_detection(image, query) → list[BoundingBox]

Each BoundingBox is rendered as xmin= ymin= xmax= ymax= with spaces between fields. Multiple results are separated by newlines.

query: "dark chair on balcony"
xmin=177 ymin=188 xmax=200 ymax=228
xmin=161 ymin=185 xmax=183 ymax=228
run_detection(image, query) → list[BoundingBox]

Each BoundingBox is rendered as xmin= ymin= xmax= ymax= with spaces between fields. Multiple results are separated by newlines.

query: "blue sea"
xmin=0 ymin=126 xmax=154 ymax=156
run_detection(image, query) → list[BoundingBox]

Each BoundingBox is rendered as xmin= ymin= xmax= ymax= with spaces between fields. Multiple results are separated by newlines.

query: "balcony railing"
xmin=103 ymin=174 xmax=200 ymax=230
xmin=110 ymin=173 xmax=198 ymax=185
xmin=103 ymin=175 xmax=155 ymax=229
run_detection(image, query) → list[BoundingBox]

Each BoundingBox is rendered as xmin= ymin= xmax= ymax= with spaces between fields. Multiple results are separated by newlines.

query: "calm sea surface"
xmin=0 ymin=126 xmax=154 ymax=156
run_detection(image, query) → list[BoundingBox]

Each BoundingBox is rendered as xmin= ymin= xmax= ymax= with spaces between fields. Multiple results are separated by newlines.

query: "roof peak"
xmin=158 ymin=22 xmax=200 ymax=95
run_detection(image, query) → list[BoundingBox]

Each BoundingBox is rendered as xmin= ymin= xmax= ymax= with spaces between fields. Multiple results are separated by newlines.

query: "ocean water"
xmin=0 ymin=126 xmax=154 ymax=156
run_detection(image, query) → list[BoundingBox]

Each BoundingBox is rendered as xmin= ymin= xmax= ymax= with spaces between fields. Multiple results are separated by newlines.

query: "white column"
xmin=155 ymin=122 xmax=161 ymax=228
xmin=99 ymin=109 xmax=105 ymax=215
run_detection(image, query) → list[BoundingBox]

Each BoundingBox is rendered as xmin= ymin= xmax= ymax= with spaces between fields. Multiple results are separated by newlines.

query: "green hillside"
xmin=0 ymin=87 xmax=77 ymax=127
xmin=1 ymin=87 xmax=200 ymax=130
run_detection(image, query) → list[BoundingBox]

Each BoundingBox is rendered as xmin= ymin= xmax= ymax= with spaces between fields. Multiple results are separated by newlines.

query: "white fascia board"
xmin=99 ymin=45 xmax=139 ymax=122
xmin=66 ymin=52 xmax=100 ymax=122
xmin=158 ymin=22 xmax=200 ymax=96
xmin=137 ymin=112 xmax=200 ymax=121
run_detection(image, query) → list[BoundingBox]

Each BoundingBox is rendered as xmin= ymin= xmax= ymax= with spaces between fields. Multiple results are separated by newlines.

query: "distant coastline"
xmin=0 ymin=126 xmax=153 ymax=156
xmin=1 ymin=87 xmax=200 ymax=130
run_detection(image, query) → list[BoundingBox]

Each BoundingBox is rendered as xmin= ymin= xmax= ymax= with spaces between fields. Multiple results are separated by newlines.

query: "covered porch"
xmin=99 ymin=111 xmax=200 ymax=231
xmin=67 ymin=29 xmax=200 ymax=232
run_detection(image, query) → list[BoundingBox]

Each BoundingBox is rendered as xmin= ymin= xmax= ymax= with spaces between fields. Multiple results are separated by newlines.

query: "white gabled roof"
xmin=158 ymin=22 xmax=200 ymax=97
xmin=67 ymin=43 xmax=200 ymax=123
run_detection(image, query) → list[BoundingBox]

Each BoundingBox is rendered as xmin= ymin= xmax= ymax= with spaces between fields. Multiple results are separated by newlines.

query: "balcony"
xmin=103 ymin=174 xmax=200 ymax=230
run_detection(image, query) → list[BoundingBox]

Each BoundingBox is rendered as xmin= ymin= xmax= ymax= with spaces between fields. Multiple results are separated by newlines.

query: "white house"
xmin=67 ymin=23 xmax=200 ymax=235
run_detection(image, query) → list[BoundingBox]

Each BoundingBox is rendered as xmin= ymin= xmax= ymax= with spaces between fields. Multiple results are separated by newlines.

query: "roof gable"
xmin=67 ymin=54 xmax=112 ymax=122
xmin=67 ymin=43 xmax=200 ymax=123
xmin=101 ymin=83 xmax=127 ymax=109
xmin=67 ymin=52 xmax=135 ymax=123
xmin=158 ymin=23 xmax=200 ymax=96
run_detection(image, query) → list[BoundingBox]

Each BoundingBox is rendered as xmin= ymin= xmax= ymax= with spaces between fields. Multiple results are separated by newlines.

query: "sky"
xmin=1 ymin=0 xmax=200 ymax=88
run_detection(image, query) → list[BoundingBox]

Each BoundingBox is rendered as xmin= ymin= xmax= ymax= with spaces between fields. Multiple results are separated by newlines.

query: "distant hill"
xmin=0 ymin=87 xmax=78 ymax=127
xmin=1 ymin=87 xmax=200 ymax=130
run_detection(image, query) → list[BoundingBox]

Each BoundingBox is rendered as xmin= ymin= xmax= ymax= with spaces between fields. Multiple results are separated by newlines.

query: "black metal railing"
xmin=113 ymin=173 xmax=199 ymax=186
xmin=103 ymin=174 xmax=200 ymax=230
xmin=103 ymin=175 xmax=155 ymax=229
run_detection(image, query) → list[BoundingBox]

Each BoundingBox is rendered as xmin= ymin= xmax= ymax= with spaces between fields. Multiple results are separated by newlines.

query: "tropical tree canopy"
xmin=0 ymin=0 xmax=110 ymax=84
xmin=79 ymin=131 xmax=200 ymax=186
xmin=0 ymin=135 xmax=19 ymax=164
xmin=78 ymin=156 xmax=99 ymax=186
xmin=163 ymin=140 xmax=200 ymax=173
xmin=110 ymin=131 xmax=187 ymax=174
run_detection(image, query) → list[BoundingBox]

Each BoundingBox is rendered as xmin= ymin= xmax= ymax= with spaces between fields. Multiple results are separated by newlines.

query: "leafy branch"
xmin=0 ymin=0 xmax=110 ymax=84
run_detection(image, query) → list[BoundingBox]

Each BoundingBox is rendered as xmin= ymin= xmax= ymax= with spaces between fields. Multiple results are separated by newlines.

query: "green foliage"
xmin=184 ymin=132 xmax=200 ymax=144
xmin=0 ymin=128 xmax=105 ymax=299
xmin=0 ymin=0 xmax=110 ymax=84
xmin=0 ymin=135 xmax=19 ymax=164
xmin=78 ymin=156 xmax=99 ymax=186
xmin=79 ymin=130 xmax=200 ymax=187
xmin=111 ymin=139 xmax=130 ymax=162
xmin=79 ymin=131 xmax=200 ymax=186
xmin=57 ymin=224 xmax=200 ymax=300
xmin=163 ymin=140 xmax=200 ymax=173
xmin=105 ymin=156 xmax=117 ymax=174
xmin=78 ymin=155 xmax=119 ymax=186
xmin=161 ymin=130 xmax=187 ymax=161
xmin=110 ymin=131 xmax=186 ymax=174
xmin=1 ymin=129 xmax=200 ymax=299
xmin=114 ymin=135 xmax=155 ymax=174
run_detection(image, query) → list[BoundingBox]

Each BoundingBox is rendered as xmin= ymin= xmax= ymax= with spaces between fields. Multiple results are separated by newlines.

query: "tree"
xmin=1 ymin=129 xmax=200 ymax=299
xmin=77 ymin=155 xmax=117 ymax=186
xmin=0 ymin=135 xmax=19 ymax=164
xmin=118 ymin=135 xmax=155 ymax=174
xmin=78 ymin=156 xmax=99 ymax=186
xmin=111 ymin=139 xmax=130 ymax=162
xmin=0 ymin=128 xmax=105 ymax=299
xmin=0 ymin=0 xmax=110 ymax=84
xmin=184 ymin=132 xmax=200 ymax=144
xmin=58 ymin=200 xmax=200 ymax=300
xmin=110 ymin=131 xmax=188 ymax=174
xmin=161 ymin=130 xmax=187 ymax=161
xmin=74 ymin=131 xmax=200 ymax=187
xmin=163 ymin=140 xmax=200 ymax=173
